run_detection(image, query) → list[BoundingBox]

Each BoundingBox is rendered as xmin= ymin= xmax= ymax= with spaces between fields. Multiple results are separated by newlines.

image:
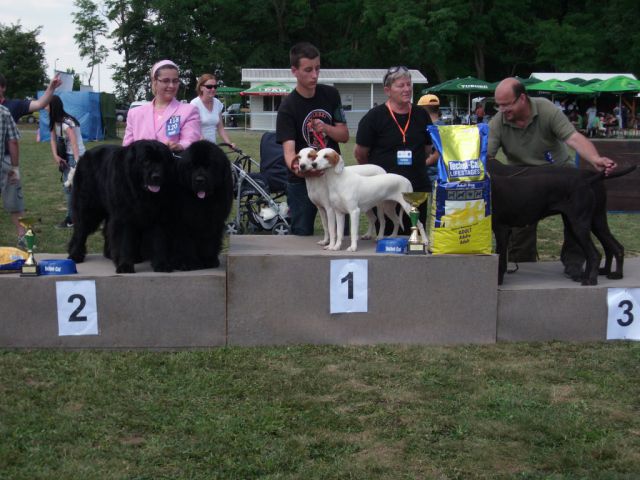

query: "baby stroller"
xmin=221 ymin=132 xmax=290 ymax=235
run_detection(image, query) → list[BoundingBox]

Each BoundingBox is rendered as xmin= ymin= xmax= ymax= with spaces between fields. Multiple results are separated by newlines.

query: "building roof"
xmin=242 ymin=68 xmax=428 ymax=84
xmin=530 ymin=72 xmax=637 ymax=81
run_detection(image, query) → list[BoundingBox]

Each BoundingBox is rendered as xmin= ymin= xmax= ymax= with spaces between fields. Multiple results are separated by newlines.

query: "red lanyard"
xmin=386 ymin=101 xmax=411 ymax=146
xmin=311 ymin=128 xmax=326 ymax=149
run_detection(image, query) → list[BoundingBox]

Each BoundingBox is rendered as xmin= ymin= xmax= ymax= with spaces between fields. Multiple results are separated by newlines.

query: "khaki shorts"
xmin=1 ymin=155 xmax=24 ymax=213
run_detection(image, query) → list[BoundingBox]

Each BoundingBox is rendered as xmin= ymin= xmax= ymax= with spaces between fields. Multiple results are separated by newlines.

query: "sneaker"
xmin=55 ymin=217 xmax=73 ymax=229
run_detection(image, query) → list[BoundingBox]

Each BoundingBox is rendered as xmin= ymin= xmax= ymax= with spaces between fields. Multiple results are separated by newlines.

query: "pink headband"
xmin=151 ymin=60 xmax=178 ymax=78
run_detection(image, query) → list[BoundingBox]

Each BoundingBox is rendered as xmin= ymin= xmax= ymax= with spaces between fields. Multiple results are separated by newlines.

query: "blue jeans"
xmin=286 ymin=181 xmax=317 ymax=235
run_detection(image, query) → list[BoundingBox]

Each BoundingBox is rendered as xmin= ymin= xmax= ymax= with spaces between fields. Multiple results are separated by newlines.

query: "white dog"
xmin=313 ymin=148 xmax=429 ymax=252
xmin=296 ymin=148 xmax=402 ymax=248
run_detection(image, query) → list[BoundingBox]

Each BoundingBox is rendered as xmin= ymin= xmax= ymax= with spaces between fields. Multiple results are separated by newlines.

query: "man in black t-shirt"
xmin=276 ymin=43 xmax=349 ymax=235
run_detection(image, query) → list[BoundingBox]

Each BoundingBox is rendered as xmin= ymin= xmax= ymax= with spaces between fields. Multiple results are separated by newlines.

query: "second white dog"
xmin=297 ymin=147 xmax=402 ymax=248
xmin=312 ymin=147 xmax=429 ymax=252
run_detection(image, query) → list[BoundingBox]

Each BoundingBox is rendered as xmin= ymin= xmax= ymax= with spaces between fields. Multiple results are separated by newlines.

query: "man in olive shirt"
xmin=488 ymin=77 xmax=616 ymax=276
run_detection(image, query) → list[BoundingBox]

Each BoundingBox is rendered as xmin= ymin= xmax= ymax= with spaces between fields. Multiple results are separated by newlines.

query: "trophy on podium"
xmin=19 ymin=217 xmax=39 ymax=276
xmin=402 ymin=192 xmax=429 ymax=255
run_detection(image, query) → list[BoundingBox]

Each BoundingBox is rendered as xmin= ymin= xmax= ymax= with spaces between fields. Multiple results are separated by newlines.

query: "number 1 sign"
xmin=607 ymin=288 xmax=640 ymax=340
xmin=56 ymin=280 xmax=99 ymax=336
xmin=330 ymin=259 xmax=368 ymax=314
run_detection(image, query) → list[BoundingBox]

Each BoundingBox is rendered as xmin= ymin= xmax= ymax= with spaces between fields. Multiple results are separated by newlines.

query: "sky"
xmin=3 ymin=0 xmax=120 ymax=93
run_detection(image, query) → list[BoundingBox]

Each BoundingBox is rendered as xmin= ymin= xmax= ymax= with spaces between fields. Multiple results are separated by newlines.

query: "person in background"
xmin=190 ymin=73 xmax=235 ymax=148
xmin=475 ymin=101 xmax=485 ymax=124
xmin=355 ymin=66 xmax=437 ymax=234
xmin=276 ymin=42 xmax=349 ymax=235
xmin=46 ymin=95 xmax=85 ymax=228
xmin=123 ymin=60 xmax=200 ymax=152
xmin=0 ymin=72 xmax=62 ymax=244
xmin=417 ymin=93 xmax=444 ymax=186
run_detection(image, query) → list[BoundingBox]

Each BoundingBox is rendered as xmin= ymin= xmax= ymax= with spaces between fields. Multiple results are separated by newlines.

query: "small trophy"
xmin=402 ymin=192 xmax=429 ymax=255
xmin=19 ymin=217 xmax=39 ymax=277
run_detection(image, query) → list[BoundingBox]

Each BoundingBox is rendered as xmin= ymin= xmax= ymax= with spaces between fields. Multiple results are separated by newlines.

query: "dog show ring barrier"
xmin=2 ymin=235 xmax=640 ymax=348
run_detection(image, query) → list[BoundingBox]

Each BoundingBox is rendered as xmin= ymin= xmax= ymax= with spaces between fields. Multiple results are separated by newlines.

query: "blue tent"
xmin=38 ymin=91 xmax=104 ymax=142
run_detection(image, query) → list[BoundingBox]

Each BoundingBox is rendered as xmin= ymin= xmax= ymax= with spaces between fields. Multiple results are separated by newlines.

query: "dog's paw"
xmin=68 ymin=253 xmax=85 ymax=264
xmin=347 ymin=245 xmax=357 ymax=252
xmin=607 ymin=272 xmax=623 ymax=280
xmin=317 ymin=239 xmax=330 ymax=246
xmin=360 ymin=234 xmax=372 ymax=240
xmin=116 ymin=263 xmax=135 ymax=274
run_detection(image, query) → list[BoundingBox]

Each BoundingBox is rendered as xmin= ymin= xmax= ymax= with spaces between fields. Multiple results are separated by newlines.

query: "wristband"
xmin=10 ymin=166 xmax=20 ymax=181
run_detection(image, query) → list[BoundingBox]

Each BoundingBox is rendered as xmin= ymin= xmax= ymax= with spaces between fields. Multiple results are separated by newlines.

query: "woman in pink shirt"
xmin=123 ymin=60 xmax=200 ymax=152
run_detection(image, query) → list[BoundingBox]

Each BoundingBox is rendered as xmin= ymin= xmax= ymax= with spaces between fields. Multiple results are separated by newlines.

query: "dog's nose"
xmin=151 ymin=172 xmax=161 ymax=183
xmin=311 ymin=162 xmax=317 ymax=168
xmin=195 ymin=175 xmax=206 ymax=185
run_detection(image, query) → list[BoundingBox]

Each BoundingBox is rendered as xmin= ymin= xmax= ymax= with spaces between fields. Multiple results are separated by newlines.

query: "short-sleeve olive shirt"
xmin=488 ymin=97 xmax=576 ymax=167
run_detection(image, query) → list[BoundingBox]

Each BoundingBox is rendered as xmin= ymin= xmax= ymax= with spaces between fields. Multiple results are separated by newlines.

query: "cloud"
xmin=3 ymin=0 xmax=119 ymax=93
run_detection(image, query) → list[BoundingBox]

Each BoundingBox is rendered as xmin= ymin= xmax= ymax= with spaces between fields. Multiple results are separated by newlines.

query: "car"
xmin=116 ymin=100 xmax=149 ymax=122
xmin=226 ymin=103 xmax=242 ymax=114
xmin=115 ymin=109 xmax=127 ymax=122
xmin=21 ymin=111 xmax=40 ymax=124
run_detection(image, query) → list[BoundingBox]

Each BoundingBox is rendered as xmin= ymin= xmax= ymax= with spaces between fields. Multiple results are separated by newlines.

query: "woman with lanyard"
xmin=355 ymin=66 xmax=437 ymax=234
xmin=123 ymin=59 xmax=200 ymax=152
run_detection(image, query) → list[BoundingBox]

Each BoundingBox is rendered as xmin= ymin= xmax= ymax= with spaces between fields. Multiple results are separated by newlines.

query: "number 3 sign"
xmin=56 ymin=280 xmax=99 ymax=336
xmin=607 ymin=288 xmax=640 ymax=340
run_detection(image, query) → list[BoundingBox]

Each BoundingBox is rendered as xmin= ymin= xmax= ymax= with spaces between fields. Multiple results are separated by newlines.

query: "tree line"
xmin=2 ymin=0 xmax=639 ymax=103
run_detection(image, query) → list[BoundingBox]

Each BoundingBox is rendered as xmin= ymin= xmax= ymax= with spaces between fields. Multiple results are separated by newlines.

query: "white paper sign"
xmin=330 ymin=259 xmax=368 ymax=314
xmin=56 ymin=280 xmax=99 ymax=336
xmin=607 ymin=288 xmax=640 ymax=340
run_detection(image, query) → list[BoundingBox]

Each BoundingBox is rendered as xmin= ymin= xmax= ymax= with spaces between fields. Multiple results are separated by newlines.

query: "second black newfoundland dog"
xmin=68 ymin=140 xmax=176 ymax=273
xmin=172 ymin=140 xmax=233 ymax=270
xmin=68 ymin=139 xmax=233 ymax=273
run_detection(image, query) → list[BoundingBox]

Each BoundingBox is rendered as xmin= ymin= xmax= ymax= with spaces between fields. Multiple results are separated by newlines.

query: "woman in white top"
xmin=46 ymin=95 xmax=86 ymax=228
xmin=190 ymin=74 xmax=235 ymax=147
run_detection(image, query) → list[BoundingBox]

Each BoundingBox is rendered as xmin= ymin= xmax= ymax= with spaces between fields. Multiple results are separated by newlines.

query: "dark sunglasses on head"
xmin=383 ymin=65 xmax=409 ymax=86
xmin=203 ymin=84 xmax=218 ymax=89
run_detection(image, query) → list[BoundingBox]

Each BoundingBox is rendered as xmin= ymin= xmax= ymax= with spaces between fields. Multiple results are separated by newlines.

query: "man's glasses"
xmin=203 ymin=84 xmax=218 ymax=90
xmin=497 ymin=95 xmax=521 ymax=111
xmin=156 ymin=78 xmax=180 ymax=86
xmin=383 ymin=65 xmax=409 ymax=86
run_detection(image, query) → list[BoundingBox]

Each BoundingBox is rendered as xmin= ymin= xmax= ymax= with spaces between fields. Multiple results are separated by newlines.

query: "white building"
xmin=241 ymin=68 xmax=428 ymax=131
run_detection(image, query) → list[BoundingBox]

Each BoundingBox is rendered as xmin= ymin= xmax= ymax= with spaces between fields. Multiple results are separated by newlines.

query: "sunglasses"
xmin=203 ymin=84 xmax=218 ymax=90
xmin=383 ymin=65 xmax=410 ymax=86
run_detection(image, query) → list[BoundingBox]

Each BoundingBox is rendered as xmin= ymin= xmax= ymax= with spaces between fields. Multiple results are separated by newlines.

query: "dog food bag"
xmin=427 ymin=124 xmax=492 ymax=255
xmin=0 ymin=247 xmax=28 ymax=273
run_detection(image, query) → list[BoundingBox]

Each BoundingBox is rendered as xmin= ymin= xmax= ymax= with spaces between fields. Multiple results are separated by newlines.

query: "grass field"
xmin=2 ymin=126 xmax=640 ymax=478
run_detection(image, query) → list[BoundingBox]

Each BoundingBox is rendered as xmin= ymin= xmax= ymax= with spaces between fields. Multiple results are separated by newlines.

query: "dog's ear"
xmin=331 ymin=151 xmax=344 ymax=174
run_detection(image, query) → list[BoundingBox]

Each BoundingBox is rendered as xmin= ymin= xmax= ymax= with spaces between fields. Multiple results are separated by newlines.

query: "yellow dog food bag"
xmin=427 ymin=124 xmax=492 ymax=255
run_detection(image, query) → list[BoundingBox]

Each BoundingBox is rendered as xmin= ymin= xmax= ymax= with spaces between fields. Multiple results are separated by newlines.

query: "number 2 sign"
xmin=607 ymin=288 xmax=640 ymax=340
xmin=56 ymin=280 xmax=99 ymax=336
xmin=330 ymin=259 xmax=368 ymax=314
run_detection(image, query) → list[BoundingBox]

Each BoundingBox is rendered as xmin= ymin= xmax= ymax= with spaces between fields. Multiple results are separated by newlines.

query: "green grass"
xmin=1 ymin=343 xmax=640 ymax=478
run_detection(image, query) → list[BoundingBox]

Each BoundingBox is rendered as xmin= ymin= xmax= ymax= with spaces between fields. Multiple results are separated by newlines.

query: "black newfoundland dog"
xmin=172 ymin=140 xmax=233 ymax=270
xmin=68 ymin=140 xmax=176 ymax=273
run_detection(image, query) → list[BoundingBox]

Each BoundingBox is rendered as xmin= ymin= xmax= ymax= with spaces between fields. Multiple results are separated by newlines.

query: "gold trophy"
xmin=19 ymin=217 xmax=39 ymax=276
xmin=402 ymin=192 xmax=429 ymax=255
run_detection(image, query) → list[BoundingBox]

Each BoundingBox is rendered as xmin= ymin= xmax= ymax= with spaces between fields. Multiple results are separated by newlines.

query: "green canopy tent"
xmin=216 ymin=86 xmax=245 ymax=109
xmin=240 ymin=82 xmax=293 ymax=96
xmin=423 ymin=76 xmax=495 ymax=123
xmin=587 ymin=76 xmax=640 ymax=125
xmin=525 ymin=79 xmax=595 ymax=102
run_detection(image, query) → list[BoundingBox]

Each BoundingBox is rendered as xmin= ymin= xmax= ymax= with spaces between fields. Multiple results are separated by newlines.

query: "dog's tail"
xmin=588 ymin=165 xmax=637 ymax=184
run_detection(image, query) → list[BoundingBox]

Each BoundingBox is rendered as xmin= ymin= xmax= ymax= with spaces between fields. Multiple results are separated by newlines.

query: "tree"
xmin=73 ymin=0 xmax=110 ymax=87
xmin=0 ymin=23 xmax=48 ymax=98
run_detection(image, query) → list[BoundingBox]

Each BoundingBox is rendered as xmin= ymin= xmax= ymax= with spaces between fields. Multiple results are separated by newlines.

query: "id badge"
xmin=166 ymin=115 xmax=181 ymax=137
xmin=397 ymin=149 xmax=412 ymax=166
